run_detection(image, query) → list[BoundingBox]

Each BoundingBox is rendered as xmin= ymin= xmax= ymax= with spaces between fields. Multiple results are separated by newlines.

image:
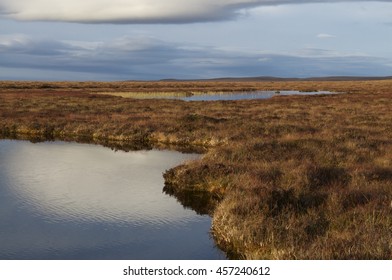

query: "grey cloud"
xmin=0 ymin=1 xmax=391 ymax=24
xmin=316 ymin=33 xmax=336 ymax=39
xmin=1 ymin=35 xmax=391 ymax=80
xmin=0 ymin=35 xmax=199 ymax=79
xmin=0 ymin=35 xmax=78 ymax=55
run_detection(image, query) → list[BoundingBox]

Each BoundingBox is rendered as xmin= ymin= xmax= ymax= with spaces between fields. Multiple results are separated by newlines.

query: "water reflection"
xmin=126 ymin=90 xmax=334 ymax=101
xmin=163 ymin=186 xmax=219 ymax=216
xmin=180 ymin=91 xmax=334 ymax=101
xmin=0 ymin=140 xmax=224 ymax=259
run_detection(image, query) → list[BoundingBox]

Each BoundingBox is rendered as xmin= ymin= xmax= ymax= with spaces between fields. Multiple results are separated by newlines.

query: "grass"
xmin=0 ymin=79 xmax=391 ymax=259
xmin=93 ymin=91 xmax=193 ymax=99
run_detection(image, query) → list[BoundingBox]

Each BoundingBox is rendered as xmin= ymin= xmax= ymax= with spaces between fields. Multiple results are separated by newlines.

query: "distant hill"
xmin=300 ymin=76 xmax=392 ymax=81
xmin=159 ymin=76 xmax=392 ymax=82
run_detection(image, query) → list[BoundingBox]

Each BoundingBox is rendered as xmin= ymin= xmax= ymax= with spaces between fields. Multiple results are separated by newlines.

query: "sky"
xmin=1 ymin=0 xmax=392 ymax=81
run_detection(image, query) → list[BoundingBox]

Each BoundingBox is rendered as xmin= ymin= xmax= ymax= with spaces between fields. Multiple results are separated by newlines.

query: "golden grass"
xmin=93 ymin=91 xmax=192 ymax=99
xmin=1 ymin=79 xmax=391 ymax=259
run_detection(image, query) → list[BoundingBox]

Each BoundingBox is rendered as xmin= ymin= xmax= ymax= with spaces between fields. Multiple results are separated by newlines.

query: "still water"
xmin=126 ymin=90 xmax=334 ymax=101
xmin=180 ymin=90 xmax=334 ymax=101
xmin=0 ymin=140 xmax=224 ymax=260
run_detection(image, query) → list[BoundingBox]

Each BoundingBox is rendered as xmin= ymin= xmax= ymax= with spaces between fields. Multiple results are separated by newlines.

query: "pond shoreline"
xmin=0 ymin=133 xmax=231 ymax=258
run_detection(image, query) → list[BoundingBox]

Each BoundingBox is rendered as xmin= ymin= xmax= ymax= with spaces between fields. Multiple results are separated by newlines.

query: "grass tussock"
xmin=1 ymin=79 xmax=391 ymax=259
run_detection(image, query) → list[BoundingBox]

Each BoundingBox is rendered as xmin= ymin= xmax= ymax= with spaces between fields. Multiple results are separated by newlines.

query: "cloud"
xmin=316 ymin=33 xmax=336 ymax=39
xmin=0 ymin=0 xmax=391 ymax=24
xmin=0 ymin=34 xmax=76 ymax=55
xmin=1 ymin=34 xmax=391 ymax=80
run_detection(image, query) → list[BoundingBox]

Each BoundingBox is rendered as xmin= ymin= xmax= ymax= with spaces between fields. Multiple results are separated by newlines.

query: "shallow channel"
xmin=0 ymin=140 xmax=225 ymax=260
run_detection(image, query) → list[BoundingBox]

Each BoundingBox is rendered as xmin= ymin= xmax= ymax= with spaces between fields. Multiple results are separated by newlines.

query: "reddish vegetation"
xmin=1 ymin=80 xmax=391 ymax=259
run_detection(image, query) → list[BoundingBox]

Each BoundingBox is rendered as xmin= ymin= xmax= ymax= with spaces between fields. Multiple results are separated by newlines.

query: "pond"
xmin=0 ymin=140 xmax=225 ymax=260
xmin=179 ymin=90 xmax=334 ymax=101
xmin=106 ymin=90 xmax=335 ymax=101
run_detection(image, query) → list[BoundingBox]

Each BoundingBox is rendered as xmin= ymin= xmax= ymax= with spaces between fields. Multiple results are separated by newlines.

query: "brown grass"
xmin=1 ymin=79 xmax=391 ymax=259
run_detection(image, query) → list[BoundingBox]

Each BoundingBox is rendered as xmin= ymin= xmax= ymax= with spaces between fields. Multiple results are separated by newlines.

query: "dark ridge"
xmin=304 ymin=76 xmax=392 ymax=81
xmin=158 ymin=76 xmax=392 ymax=82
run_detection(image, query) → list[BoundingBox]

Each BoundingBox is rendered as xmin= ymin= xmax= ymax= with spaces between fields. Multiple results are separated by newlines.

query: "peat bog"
xmin=0 ymin=79 xmax=391 ymax=259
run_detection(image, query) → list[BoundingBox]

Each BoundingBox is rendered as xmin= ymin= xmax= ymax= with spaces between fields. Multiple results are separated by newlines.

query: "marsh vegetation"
xmin=0 ymin=79 xmax=391 ymax=259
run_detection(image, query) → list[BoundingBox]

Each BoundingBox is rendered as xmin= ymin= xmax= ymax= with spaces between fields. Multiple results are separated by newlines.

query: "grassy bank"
xmin=1 ymin=80 xmax=391 ymax=259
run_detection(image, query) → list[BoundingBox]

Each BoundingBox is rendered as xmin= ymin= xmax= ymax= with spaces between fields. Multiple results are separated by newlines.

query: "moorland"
xmin=0 ymin=79 xmax=391 ymax=259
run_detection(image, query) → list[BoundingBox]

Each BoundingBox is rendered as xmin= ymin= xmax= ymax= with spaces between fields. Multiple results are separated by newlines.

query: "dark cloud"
xmin=1 ymin=35 xmax=391 ymax=80
xmin=0 ymin=36 xmax=76 ymax=55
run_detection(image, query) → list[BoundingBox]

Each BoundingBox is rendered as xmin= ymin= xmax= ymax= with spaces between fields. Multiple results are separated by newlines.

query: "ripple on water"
xmin=0 ymin=140 xmax=225 ymax=259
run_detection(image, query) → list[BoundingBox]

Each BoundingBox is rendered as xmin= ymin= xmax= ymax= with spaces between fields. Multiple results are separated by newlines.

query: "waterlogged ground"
xmin=0 ymin=140 xmax=225 ymax=260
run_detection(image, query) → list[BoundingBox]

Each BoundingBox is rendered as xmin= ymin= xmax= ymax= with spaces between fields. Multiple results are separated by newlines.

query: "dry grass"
xmin=93 ymin=91 xmax=192 ymax=99
xmin=1 ymin=79 xmax=391 ymax=259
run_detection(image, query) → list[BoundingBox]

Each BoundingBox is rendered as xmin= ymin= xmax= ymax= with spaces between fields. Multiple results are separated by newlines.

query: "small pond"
xmin=0 ymin=140 xmax=225 ymax=260
xmin=110 ymin=90 xmax=335 ymax=101
xmin=179 ymin=90 xmax=334 ymax=101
